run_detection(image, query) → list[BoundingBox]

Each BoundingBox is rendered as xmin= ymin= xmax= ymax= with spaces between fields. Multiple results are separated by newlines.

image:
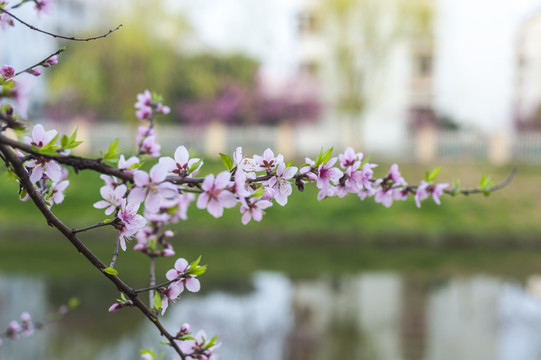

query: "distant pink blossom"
xmin=34 ymin=0 xmax=53 ymax=18
xmin=0 ymin=9 xmax=14 ymax=31
xmin=140 ymin=135 xmax=160 ymax=157
xmin=415 ymin=181 xmax=449 ymax=208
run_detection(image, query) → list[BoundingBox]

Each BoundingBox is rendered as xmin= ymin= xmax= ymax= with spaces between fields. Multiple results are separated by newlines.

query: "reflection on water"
xmin=2 ymin=272 xmax=541 ymax=360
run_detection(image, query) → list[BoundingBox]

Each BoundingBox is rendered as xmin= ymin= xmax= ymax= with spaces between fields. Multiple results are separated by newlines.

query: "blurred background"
xmin=2 ymin=0 xmax=541 ymax=359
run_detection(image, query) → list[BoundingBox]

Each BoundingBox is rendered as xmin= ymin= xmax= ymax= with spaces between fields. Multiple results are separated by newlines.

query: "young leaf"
xmin=68 ymin=297 xmax=80 ymax=310
xmin=321 ymin=147 xmax=333 ymax=165
xmin=219 ymin=153 xmax=233 ymax=171
xmin=102 ymin=267 xmax=119 ymax=276
xmin=190 ymin=256 xmax=202 ymax=270
xmin=425 ymin=167 xmax=442 ymax=182
xmin=189 ymin=159 xmax=203 ymax=174
xmin=153 ymin=291 xmax=162 ymax=311
xmin=251 ymin=187 xmax=265 ymax=198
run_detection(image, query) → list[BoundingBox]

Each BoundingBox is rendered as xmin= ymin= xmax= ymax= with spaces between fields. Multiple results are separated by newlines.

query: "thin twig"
xmin=444 ymin=167 xmax=517 ymax=195
xmin=149 ymin=256 xmax=156 ymax=304
xmin=0 ymin=8 xmax=122 ymax=41
xmin=15 ymin=47 xmax=65 ymax=77
xmin=110 ymin=232 xmax=120 ymax=268
xmin=72 ymin=220 xmax=114 ymax=234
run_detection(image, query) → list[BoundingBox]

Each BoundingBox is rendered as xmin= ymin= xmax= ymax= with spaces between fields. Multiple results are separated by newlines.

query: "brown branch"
xmin=0 ymin=143 xmax=185 ymax=358
xmin=0 ymin=8 xmax=122 ymax=41
xmin=15 ymin=47 xmax=65 ymax=77
xmin=444 ymin=168 xmax=517 ymax=195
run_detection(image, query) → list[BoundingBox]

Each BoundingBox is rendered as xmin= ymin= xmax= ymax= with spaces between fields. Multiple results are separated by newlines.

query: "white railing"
xmin=36 ymin=120 xmax=541 ymax=163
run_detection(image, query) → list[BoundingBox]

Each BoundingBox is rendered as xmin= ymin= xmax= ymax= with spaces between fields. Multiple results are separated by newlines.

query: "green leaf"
xmin=314 ymin=147 xmax=333 ymax=168
xmin=219 ymin=153 xmax=233 ymax=171
xmin=204 ymin=336 xmax=219 ymax=350
xmin=61 ymin=134 xmax=69 ymax=148
xmin=190 ymin=265 xmax=207 ymax=276
xmin=68 ymin=297 xmax=80 ymax=310
xmin=360 ymin=154 xmax=373 ymax=168
xmin=139 ymin=350 xmax=155 ymax=360
xmin=188 ymin=159 xmax=203 ymax=173
xmin=102 ymin=139 xmax=122 ymax=162
xmin=120 ymin=292 xmax=127 ymax=302
xmin=190 ymin=256 xmax=202 ymax=270
xmin=425 ymin=167 xmax=442 ymax=182
xmin=153 ymin=292 xmax=162 ymax=311
xmin=285 ymin=160 xmax=293 ymax=168
xmin=102 ymin=267 xmax=119 ymax=275
xmin=321 ymin=147 xmax=333 ymax=164
xmin=251 ymin=187 xmax=265 ymax=198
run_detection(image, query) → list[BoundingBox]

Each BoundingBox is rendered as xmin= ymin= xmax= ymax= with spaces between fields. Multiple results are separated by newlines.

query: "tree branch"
xmin=0 ymin=143 xmax=186 ymax=358
xmin=0 ymin=8 xmax=122 ymax=41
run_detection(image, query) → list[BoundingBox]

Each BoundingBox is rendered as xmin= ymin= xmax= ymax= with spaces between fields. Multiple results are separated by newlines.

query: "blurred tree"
xmin=316 ymin=0 xmax=434 ymax=144
xmin=45 ymin=4 xmax=260 ymax=123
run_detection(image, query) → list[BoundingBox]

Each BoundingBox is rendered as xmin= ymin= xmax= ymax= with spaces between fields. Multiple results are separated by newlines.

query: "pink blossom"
xmin=166 ymin=258 xmax=201 ymax=293
xmin=94 ymin=184 xmax=127 ymax=215
xmin=156 ymin=103 xmax=170 ymax=114
xmin=136 ymin=106 xmax=152 ymax=121
xmin=108 ymin=300 xmax=133 ymax=312
xmin=34 ymin=0 xmax=53 ymax=18
xmin=25 ymin=158 xmax=62 ymax=183
xmin=20 ymin=312 xmax=33 ymax=336
xmin=177 ymin=330 xmax=220 ymax=360
xmin=1 ymin=65 xmax=14 ymax=79
xmin=0 ymin=10 xmax=14 ymax=31
xmin=136 ymin=126 xmax=153 ymax=143
xmin=23 ymin=124 xmax=57 ymax=148
xmin=338 ymin=147 xmax=362 ymax=169
xmin=196 ymin=171 xmax=237 ymax=218
xmin=267 ymin=162 xmax=298 ymax=206
xmin=141 ymin=135 xmax=160 ymax=157
xmin=135 ymin=90 xmax=152 ymax=110
xmin=233 ymin=170 xmax=253 ymax=198
xmin=7 ymin=320 xmax=21 ymax=339
xmin=161 ymin=283 xmax=182 ymax=315
xmin=159 ymin=145 xmax=202 ymax=177
xmin=415 ymin=181 xmax=449 ymax=208
xmin=128 ymin=164 xmax=178 ymax=213
xmin=50 ymin=179 xmax=69 ymax=205
xmin=42 ymin=55 xmax=58 ymax=67
xmin=253 ymin=148 xmax=283 ymax=172
xmin=99 ymin=174 xmax=122 ymax=190
xmin=118 ymin=155 xmax=139 ymax=172
xmin=117 ymin=199 xmax=147 ymax=251
xmin=233 ymin=146 xmax=258 ymax=174
xmin=240 ymin=196 xmax=273 ymax=224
